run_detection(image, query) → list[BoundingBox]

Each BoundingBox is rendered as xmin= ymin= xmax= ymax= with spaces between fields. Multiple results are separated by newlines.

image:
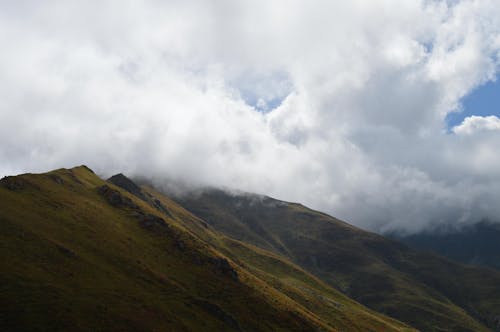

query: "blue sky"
xmin=447 ymin=78 xmax=500 ymax=129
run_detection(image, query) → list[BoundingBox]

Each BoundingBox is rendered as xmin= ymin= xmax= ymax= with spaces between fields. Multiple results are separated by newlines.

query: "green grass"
xmin=175 ymin=189 xmax=500 ymax=332
xmin=142 ymin=185 xmax=414 ymax=331
xmin=0 ymin=167 xmax=317 ymax=331
xmin=0 ymin=166 xmax=415 ymax=331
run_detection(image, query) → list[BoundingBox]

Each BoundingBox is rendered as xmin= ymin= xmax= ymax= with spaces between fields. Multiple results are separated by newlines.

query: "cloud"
xmin=453 ymin=115 xmax=500 ymax=134
xmin=1 ymin=0 xmax=500 ymax=233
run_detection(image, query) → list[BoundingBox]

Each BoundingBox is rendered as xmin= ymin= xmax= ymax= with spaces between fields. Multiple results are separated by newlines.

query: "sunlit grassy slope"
xmin=175 ymin=189 xmax=500 ymax=332
xmin=0 ymin=166 xmax=414 ymax=332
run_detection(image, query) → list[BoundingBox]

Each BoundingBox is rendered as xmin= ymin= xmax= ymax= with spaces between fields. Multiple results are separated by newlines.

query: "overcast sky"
xmin=1 ymin=0 xmax=500 ymax=233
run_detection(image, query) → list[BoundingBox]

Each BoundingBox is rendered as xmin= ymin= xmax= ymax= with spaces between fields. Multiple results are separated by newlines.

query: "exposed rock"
xmin=98 ymin=184 xmax=174 ymax=237
xmin=152 ymin=198 xmax=173 ymax=218
xmin=211 ymin=257 xmax=238 ymax=281
xmin=192 ymin=299 xmax=241 ymax=331
xmin=0 ymin=176 xmax=32 ymax=191
xmin=107 ymin=173 xmax=147 ymax=201
xmin=136 ymin=213 xmax=170 ymax=234
xmin=107 ymin=174 xmax=175 ymax=219
xmin=97 ymin=185 xmax=138 ymax=209
xmin=48 ymin=174 xmax=64 ymax=185
xmin=174 ymin=238 xmax=186 ymax=251
xmin=56 ymin=244 xmax=78 ymax=259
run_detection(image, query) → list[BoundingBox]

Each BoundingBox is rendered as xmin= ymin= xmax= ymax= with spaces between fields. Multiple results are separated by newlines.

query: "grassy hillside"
xmin=140 ymin=185 xmax=412 ymax=332
xmin=175 ymin=189 xmax=500 ymax=332
xmin=0 ymin=166 xmax=414 ymax=332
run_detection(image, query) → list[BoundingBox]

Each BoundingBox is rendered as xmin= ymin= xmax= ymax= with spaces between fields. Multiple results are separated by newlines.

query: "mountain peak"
xmin=107 ymin=173 xmax=146 ymax=201
xmin=70 ymin=165 xmax=95 ymax=174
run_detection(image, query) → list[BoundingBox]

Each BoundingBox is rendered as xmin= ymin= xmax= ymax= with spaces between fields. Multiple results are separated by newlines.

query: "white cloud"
xmin=453 ymin=115 xmax=500 ymax=134
xmin=1 ymin=0 xmax=500 ymax=233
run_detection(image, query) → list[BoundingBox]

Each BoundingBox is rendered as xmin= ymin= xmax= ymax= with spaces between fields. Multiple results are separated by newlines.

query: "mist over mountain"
xmin=2 ymin=1 xmax=500 ymax=233
xmin=392 ymin=220 xmax=500 ymax=270
xmin=4 ymin=2 xmax=500 ymax=331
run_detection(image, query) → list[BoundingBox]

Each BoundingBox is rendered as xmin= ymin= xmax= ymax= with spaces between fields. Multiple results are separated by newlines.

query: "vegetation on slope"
xmin=141 ymin=186 xmax=412 ymax=332
xmin=175 ymin=189 xmax=500 ymax=332
xmin=0 ymin=166 xmax=414 ymax=332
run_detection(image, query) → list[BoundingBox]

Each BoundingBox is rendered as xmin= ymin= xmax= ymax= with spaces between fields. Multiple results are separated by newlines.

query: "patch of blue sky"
xmin=422 ymin=41 xmax=434 ymax=54
xmin=230 ymin=71 xmax=293 ymax=113
xmin=446 ymin=77 xmax=500 ymax=129
xmin=244 ymin=95 xmax=288 ymax=113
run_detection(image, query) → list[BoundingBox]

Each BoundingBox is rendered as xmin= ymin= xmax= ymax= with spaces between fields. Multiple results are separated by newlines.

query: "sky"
xmin=446 ymin=78 xmax=500 ymax=128
xmin=1 ymin=0 xmax=500 ymax=234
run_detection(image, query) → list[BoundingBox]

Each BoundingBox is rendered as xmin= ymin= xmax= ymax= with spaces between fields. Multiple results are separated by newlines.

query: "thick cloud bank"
xmin=1 ymin=0 xmax=500 ymax=233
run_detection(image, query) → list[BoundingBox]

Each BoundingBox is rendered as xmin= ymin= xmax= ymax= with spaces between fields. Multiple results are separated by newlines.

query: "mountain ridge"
xmin=0 ymin=166 xmax=414 ymax=332
xmin=173 ymin=187 xmax=500 ymax=332
xmin=392 ymin=221 xmax=500 ymax=271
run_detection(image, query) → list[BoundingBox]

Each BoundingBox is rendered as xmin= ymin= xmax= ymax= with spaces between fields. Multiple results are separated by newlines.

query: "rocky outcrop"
xmin=211 ymin=257 xmax=238 ymax=281
xmin=135 ymin=212 xmax=171 ymax=234
xmin=48 ymin=174 xmax=64 ymax=185
xmin=192 ymin=299 xmax=241 ymax=330
xmin=55 ymin=243 xmax=78 ymax=259
xmin=0 ymin=176 xmax=35 ymax=191
xmin=107 ymin=173 xmax=147 ymax=201
xmin=98 ymin=185 xmax=138 ymax=209
xmin=150 ymin=197 xmax=173 ymax=218
xmin=107 ymin=173 xmax=175 ymax=218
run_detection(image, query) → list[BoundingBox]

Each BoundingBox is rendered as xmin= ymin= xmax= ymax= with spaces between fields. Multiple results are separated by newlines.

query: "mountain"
xmin=392 ymin=221 xmax=500 ymax=270
xmin=174 ymin=189 xmax=500 ymax=332
xmin=0 ymin=166 xmax=413 ymax=332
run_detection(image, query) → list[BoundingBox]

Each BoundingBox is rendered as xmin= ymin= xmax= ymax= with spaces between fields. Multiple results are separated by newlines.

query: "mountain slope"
xmin=393 ymin=221 xmax=500 ymax=270
xmin=174 ymin=189 xmax=500 ymax=332
xmin=139 ymin=185 xmax=413 ymax=332
xmin=0 ymin=166 xmax=414 ymax=332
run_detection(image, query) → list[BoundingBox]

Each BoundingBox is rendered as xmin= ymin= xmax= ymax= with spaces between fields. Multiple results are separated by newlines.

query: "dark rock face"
xmin=107 ymin=174 xmax=175 ymax=218
xmin=98 ymin=184 xmax=174 ymax=237
xmin=107 ymin=173 xmax=147 ymax=201
xmin=151 ymin=198 xmax=173 ymax=218
xmin=0 ymin=176 xmax=33 ymax=191
xmin=135 ymin=212 xmax=170 ymax=234
xmin=174 ymin=238 xmax=186 ymax=251
xmin=97 ymin=185 xmax=138 ymax=209
xmin=48 ymin=174 xmax=64 ymax=185
xmin=192 ymin=299 xmax=241 ymax=331
xmin=211 ymin=257 xmax=238 ymax=281
xmin=56 ymin=244 xmax=78 ymax=259
xmin=137 ymin=213 xmax=167 ymax=227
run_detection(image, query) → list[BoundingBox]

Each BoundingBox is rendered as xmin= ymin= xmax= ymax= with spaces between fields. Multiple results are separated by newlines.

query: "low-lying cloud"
xmin=1 ymin=0 xmax=500 ymax=233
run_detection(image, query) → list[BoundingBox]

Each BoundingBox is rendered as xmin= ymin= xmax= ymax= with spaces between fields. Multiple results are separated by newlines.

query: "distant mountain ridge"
xmin=392 ymin=221 xmax=500 ymax=270
xmin=174 ymin=188 xmax=500 ymax=332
